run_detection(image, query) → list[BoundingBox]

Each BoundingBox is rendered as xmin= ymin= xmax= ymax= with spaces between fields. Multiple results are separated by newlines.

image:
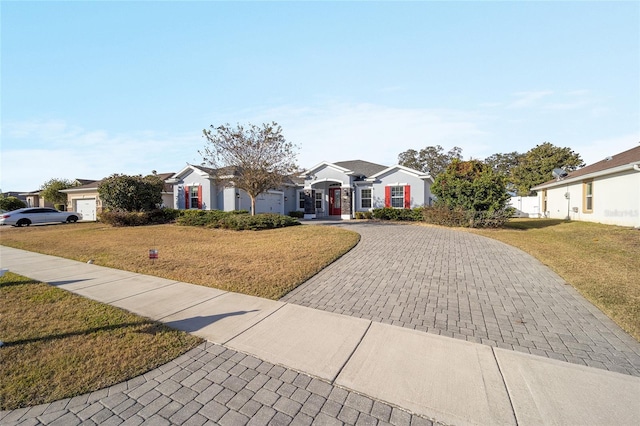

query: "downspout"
xmin=634 ymin=164 xmax=640 ymax=228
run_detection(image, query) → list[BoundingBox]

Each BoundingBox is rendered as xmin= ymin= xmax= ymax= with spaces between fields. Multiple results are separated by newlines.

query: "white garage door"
xmin=255 ymin=192 xmax=284 ymax=215
xmin=76 ymin=199 xmax=97 ymax=221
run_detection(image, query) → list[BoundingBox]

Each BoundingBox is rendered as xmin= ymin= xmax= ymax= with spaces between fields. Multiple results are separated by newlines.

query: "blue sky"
xmin=2 ymin=1 xmax=639 ymax=192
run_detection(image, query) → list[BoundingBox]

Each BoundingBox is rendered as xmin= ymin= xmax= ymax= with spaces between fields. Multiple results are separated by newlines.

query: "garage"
xmin=255 ymin=191 xmax=284 ymax=215
xmin=75 ymin=199 xmax=97 ymax=221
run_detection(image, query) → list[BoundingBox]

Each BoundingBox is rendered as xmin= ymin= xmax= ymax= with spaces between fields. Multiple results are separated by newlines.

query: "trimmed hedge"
xmin=371 ymin=207 xmax=423 ymax=221
xmin=175 ymin=210 xmax=230 ymax=226
xmin=177 ymin=210 xmax=299 ymax=230
xmin=288 ymin=211 xmax=304 ymax=218
xmin=99 ymin=208 xmax=180 ymax=227
xmin=216 ymin=213 xmax=300 ymax=230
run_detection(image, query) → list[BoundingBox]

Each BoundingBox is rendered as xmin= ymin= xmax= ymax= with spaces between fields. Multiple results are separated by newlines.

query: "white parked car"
xmin=0 ymin=208 xmax=83 ymax=227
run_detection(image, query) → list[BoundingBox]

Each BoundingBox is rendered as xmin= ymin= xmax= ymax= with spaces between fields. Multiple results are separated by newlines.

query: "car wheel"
xmin=67 ymin=215 xmax=79 ymax=223
xmin=16 ymin=219 xmax=31 ymax=227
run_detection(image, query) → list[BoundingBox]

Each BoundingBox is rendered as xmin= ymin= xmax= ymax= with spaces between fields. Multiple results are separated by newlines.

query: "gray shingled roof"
xmin=333 ymin=160 xmax=387 ymax=178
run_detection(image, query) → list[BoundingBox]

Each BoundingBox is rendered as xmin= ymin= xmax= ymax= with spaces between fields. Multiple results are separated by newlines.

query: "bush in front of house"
xmin=215 ymin=213 xmax=300 ymax=230
xmin=176 ymin=210 xmax=229 ymax=226
xmin=421 ymin=205 xmax=514 ymax=228
xmin=99 ymin=208 xmax=180 ymax=227
xmin=177 ymin=210 xmax=300 ymax=230
xmin=421 ymin=205 xmax=467 ymax=227
xmin=371 ymin=207 xmax=423 ymax=221
xmin=354 ymin=211 xmax=373 ymax=220
xmin=99 ymin=211 xmax=151 ymax=227
xmin=288 ymin=211 xmax=304 ymax=218
xmin=0 ymin=195 xmax=26 ymax=212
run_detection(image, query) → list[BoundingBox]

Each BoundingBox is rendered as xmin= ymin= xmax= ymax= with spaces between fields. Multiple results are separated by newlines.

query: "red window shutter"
xmin=184 ymin=186 xmax=190 ymax=209
xmin=404 ymin=185 xmax=411 ymax=209
xmin=197 ymin=186 xmax=203 ymax=209
xmin=385 ymin=186 xmax=391 ymax=207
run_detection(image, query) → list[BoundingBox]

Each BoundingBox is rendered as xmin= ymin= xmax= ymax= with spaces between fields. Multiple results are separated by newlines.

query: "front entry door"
xmin=329 ymin=188 xmax=341 ymax=216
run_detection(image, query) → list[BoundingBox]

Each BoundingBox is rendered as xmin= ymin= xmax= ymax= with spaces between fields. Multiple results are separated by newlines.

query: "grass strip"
xmin=0 ymin=272 xmax=202 ymax=410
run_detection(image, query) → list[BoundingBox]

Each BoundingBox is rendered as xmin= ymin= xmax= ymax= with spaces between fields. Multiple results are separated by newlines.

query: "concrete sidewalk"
xmin=1 ymin=246 xmax=639 ymax=425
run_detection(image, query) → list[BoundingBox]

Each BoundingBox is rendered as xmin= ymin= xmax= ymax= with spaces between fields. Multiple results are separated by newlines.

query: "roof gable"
xmin=300 ymin=161 xmax=354 ymax=177
xmin=366 ymin=164 xmax=432 ymax=181
xmin=301 ymin=160 xmax=388 ymax=179
xmin=333 ymin=160 xmax=387 ymax=177
xmin=169 ymin=164 xmax=214 ymax=181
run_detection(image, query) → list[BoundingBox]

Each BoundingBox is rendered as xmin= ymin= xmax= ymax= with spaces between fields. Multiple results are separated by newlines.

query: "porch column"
xmin=341 ymin=187 xmax=352 ymax=220
xmin=303 ymin=189 xmax=315 ymax=219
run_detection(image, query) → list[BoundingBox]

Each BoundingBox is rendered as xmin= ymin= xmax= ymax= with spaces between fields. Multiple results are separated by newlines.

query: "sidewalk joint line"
xmin=153 ymin=287 xmax=230 ymax=321
xmin=491 ymin=347 xmax=519 ymax=426
xmin=54 ymin=274 xmax=133 ymax=291
xmin=105 ymin=281 xmax=183 ymax=304
xmin=222 ymin=302 xmax=288 ymax=345
xmin=330 ymin=320 xmax=373 ymax=384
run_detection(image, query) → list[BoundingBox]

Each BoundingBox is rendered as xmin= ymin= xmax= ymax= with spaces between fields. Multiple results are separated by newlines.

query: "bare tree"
xmin=201 ymin=122 xmax=298 ymax=215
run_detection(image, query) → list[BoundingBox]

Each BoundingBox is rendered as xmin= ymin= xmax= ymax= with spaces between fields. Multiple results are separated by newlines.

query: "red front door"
xmin=329 ymin=188 xmax=341 ymax=216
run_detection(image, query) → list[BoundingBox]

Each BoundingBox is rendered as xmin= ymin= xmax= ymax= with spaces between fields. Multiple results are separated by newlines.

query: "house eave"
xmin=532 ymin=162 xmax=640 ymax=191
xmin=60 ymin=187 xmax=99 ymax=193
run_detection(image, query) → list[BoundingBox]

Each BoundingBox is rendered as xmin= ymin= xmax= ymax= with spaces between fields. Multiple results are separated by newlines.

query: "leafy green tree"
xmin=484 ymin=152 xmax=523 ymax=177
xmin=40 ymin=178 xmax=73 ymax=206
xmin=201 ymin=122 xmax=298 ymax=216
xmin=511 ymin=142 xmax=584 ymax=196
xmin=0 ymin=195 xmax=26 ymax=211
xmin=432 ymin=159 xmax=510 ymax=212
xmin=398 ymin=145 xmax=463 ymax=177
xmin=98 ymin=173 xmax=164 ymax=212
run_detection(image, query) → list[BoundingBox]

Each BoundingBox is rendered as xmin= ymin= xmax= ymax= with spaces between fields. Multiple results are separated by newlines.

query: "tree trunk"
xmin=250 ymin=195 xmax=256 ymax=216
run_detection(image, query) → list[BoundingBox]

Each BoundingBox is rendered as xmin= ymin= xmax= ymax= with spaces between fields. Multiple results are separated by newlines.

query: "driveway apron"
xmin=282 ymin=222 xmax=640 ymax=377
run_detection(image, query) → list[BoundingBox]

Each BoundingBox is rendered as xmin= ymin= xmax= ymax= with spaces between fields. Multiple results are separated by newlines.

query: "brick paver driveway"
xmin=282 ymin=222 xmax=640 ymax=376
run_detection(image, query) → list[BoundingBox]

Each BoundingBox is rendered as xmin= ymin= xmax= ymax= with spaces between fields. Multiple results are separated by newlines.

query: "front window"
xmin=298 ymin=191 xmax=305 ymax=210
xmin=361 ymin=188 xmax=372 ymax=209
xmin=190 ymin=187 xmax=199 ymax=209
xmin=391 ymin=186 xmax=404 ymax=208
xmin=315 ymin=192 xmax=323 ymax=209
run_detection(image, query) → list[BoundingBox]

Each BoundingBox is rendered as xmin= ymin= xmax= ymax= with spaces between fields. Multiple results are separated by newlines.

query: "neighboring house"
xmin=167 ymin=165 xmax=301 ymax=215
xmin=168 ymin=160 xmax=433 ymax=220
xmin=61 ymin=180 xmax=102 ymax=221
xmin=2 ymin=191 xmax=40 ymax=207
xmin=60 ymin=173 xmax=175 ymax=221
xmin=18 ymin=181 xmax=96 ymax=209
xmin=298 ymin=160 xmax=433 ymax=219
xmin=531 ymin=145 xmax=640 ymax=227
xmin=508 ymin=195 xmax=540 ymax=218
xmin=19 ymin=191 xmax=53 ymax=208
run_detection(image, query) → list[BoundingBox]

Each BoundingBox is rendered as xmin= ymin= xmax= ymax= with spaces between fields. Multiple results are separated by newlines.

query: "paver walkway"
xmin=2 ymin=342 xmax=437 ymax=426
xmin=283 ymin=222 xmax=640 ymax=376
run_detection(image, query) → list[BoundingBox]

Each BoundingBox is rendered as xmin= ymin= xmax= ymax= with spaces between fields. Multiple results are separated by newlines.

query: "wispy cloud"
xmin=508 ymin=90 xmax=554 ymax=109
xmin=224 ymin=102 xmax=495 ymax=166
xmin=1 ymin=120 xmax=202 ymax=191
